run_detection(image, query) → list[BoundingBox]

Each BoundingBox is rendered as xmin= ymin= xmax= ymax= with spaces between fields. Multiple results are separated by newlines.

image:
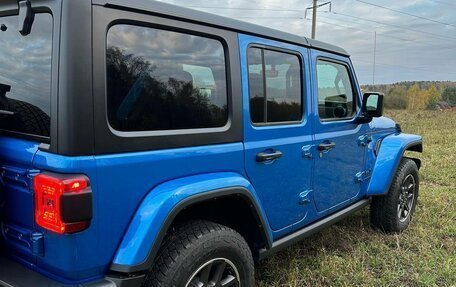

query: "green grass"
xmin=256 ymin=110 xmax=456 ymax=287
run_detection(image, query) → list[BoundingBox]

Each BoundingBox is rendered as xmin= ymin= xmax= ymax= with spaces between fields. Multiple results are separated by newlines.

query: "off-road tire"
xmin=370 ymin=158 xmax=419 ymax=233
xmin=1 ymin=99 xmax=50 ymax=137
xmin=143 ymin=220 xmax=255 ymax=287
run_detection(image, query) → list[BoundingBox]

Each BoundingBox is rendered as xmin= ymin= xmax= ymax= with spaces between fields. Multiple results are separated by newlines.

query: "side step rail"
xmin=258 ymin=198 xmax=371 ymax=260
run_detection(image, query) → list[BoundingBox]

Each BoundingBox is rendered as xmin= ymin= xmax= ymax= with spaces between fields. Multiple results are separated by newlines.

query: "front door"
xmin=311 ymin=51 xmax=367 ymax=212
xmin=241 ymin=35 xmax=313 ymax=233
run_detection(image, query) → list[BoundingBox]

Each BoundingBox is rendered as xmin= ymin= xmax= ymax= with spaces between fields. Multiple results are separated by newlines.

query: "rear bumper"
xmin=0 ymin=256 xmax=144 ymax=287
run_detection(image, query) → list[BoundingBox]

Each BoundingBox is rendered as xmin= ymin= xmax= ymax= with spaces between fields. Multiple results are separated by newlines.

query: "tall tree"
xmin=442 ymin=87 xmax=456 ymax=106
xmin=425 ymin=84 xmax=441 ymax=109
xmin=385 ymin=85 xmax=407 ymax=109
xmin=406 ymin=84 xmax=426 ymax=110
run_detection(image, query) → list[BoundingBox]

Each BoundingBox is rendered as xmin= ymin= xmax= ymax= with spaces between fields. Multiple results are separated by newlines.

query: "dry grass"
xmin=255 ymin=110 xmax=456 ymax=287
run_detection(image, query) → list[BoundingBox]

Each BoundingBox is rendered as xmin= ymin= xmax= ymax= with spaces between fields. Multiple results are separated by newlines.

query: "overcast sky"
xmin=156 ymin=0 xmax=456 ymax=85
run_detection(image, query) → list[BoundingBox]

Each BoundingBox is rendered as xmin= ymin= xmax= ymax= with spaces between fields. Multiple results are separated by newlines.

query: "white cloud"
xmin=155 ymin=0 xmax=456 ymax=84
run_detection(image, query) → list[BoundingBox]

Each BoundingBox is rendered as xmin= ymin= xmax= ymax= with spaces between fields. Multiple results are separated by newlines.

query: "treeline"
xmin=361 ymin=81 xmax=456 ymax=110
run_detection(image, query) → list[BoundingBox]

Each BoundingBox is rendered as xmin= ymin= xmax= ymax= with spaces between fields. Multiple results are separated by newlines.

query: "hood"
xmin=370 ymin=116 xmax=397 ymax=132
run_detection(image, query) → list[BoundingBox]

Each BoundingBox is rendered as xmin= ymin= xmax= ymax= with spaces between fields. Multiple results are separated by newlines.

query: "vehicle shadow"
xmin=255 ymin=209 xmax=378 ymax=286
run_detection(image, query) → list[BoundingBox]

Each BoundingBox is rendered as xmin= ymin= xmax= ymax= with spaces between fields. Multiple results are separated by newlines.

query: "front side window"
xmin=248 ymin=47 xmax=302 ymax=124
xmin=0 ymin=13 xmax=53 ymax=138
xmin=316 ymin=60 xmax=355 ymax=120
xmin=106 ymin=25 xmax=228 ymax=132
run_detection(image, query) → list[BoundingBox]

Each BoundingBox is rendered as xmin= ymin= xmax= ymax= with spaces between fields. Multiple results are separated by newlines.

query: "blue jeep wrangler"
xmin=0 ymin=0 xmax=423 ymax=286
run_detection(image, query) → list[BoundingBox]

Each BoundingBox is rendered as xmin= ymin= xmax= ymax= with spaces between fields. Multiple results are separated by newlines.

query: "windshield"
xmin=0 ymin=13 xmax=52 ymax=138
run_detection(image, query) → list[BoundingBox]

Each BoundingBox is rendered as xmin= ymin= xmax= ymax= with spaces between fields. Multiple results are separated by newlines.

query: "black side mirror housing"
xmin=356 ymin=92 xmax=384 ymax=124
xmin=363 ymin=92 xmax=384 ymax=117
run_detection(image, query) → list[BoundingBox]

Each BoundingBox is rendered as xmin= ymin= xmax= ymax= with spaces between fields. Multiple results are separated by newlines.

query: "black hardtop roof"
xmin=93 ymin=0 xmax=350 ymax=57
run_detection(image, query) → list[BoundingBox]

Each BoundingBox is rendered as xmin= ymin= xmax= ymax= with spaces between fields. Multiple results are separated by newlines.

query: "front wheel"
xmin=143 ymin=220 xmax=255 ymax=287
xmin=370 ymin=158 xmax=419 ymax=233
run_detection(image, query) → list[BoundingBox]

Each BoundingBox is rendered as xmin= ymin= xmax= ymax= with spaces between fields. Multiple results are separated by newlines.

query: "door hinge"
xmin=299 ymin=190 xmax=312 ymax=205
xmin=354 ymin=170 xmax=371 ymax=183
xmin=2 ymin=225 xmax=44 ymax=256
xmin=0 ymin=166 xmax=31 ymax=187
xmin=31 ymin=231 xmax=44 ymax=256
xmin=357 ymin=135 xmax=372 ymax=147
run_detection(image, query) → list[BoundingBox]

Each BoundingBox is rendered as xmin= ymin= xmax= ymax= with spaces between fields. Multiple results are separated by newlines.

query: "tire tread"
xmin=370 ymin=158 xmax=419 ymax=233
xmin=144 ymin=220 xmax=254 ymax=287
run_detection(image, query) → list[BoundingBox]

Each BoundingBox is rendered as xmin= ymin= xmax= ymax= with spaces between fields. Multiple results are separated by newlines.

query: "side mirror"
xmin=356 ymin=92 xmax=384 ymax=124
xmin=362 ymin=92 xmax=384 ymax=117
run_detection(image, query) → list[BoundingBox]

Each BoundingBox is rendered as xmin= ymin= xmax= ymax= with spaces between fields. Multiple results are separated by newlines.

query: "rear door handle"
xmin=256 ymin=150 xmax=283 ymax=162
xmin=318 ymin=142 xmax=336 ymax=151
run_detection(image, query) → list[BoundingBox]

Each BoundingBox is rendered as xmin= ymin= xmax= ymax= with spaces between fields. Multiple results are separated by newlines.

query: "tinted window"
xmin=248 ymin=47 xmax=302 ymax=124
xmin=316 ymin=60 xmax=355 ymax=120
xmin=107 ymin=25 xmax=228 ymax=132
xmin=0 ymin=14 xmax=52 ymax=137
xmin=247 ymin=48 xmax=265 ymax=123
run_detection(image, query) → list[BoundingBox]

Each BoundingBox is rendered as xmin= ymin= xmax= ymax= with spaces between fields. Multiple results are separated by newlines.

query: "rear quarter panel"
xmin=31 ymin=143 xmax=247 ymax=282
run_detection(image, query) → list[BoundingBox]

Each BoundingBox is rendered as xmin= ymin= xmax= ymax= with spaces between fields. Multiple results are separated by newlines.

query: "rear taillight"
xmin=34 ymin=173 xmax=93 ymax=234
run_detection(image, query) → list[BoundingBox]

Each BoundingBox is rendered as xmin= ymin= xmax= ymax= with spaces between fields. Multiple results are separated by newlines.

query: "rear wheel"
xmin=370 ymin=158 xmax=419 ymax=233
xmin=144 ymin=220 xmax=255 ymax=287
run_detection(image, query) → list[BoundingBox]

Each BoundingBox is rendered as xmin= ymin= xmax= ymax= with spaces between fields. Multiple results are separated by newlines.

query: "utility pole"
xmin=311 ymin=0 xmax=317 ymax=39
xmin=373 ymin=31 xmax=377 ymax=85
xmin=305 ymin=1 xmax=331 ymax=40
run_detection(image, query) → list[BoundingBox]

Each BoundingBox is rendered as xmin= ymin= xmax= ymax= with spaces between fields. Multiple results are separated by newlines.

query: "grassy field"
xmin=256 ymin=110 xmax=456 ymax=287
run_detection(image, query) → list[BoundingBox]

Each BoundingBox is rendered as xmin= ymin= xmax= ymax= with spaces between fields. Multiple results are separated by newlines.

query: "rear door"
xmin=240 ymin=35 xmax=313 ymax=234
xmin=311 ymin=50 xmax=367 ymax=212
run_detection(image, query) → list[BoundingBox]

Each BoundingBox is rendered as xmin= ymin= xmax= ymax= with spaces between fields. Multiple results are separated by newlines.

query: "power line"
xmin=230 ymin=16 xmax=456 ymax=57
xmin=187 ymin=6 xmax=305 ymax=13
xmin=231 ymin=16 xmax=304 ymax=19
xmin=218 ymin=12 xmax=456 ymax=55
xmin=189 ymin=4 xmax=456 ymax=42
xmin=312 ymin=17 xmax=371 ymax=34
xmin=355 ymin=0 xmax=456 ymax=28
xmin=316 ymin=14 xmax=456 ymax=51
xmin=328 ymin=11 xmax=456 ymax=41
xmin=431 ymin=0 xmax=456 ymax=7
xmin=353 ymin=59 xmax=456 ymax=76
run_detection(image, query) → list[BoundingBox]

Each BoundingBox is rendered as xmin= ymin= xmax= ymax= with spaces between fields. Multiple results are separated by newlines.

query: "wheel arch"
xmin=109 ymin=173 xmax=272 ymax=274
xmin=367 ymin=133 xmax=422 ymax=196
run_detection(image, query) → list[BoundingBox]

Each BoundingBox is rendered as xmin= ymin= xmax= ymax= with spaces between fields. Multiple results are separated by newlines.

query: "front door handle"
xmin=256 ymin=150 xmax=283 ymax=162
xmin=318 ymin=142 xmax=336 ymax=151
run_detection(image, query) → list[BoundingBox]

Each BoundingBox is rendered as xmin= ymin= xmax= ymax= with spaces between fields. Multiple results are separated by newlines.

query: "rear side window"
xmin=0 ymin=13 xmax=52 ymax=138
xmin=106 ymin=25 xmax=228 ymax=132
xmin=248 ymin=47 xmax=302 ymax=124
xmin=316 ymin=60 xmax=355 ymax=120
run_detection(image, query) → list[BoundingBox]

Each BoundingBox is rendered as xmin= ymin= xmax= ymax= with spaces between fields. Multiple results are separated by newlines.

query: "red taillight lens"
xmin=34 ymin=173 xmax=92 ymax=234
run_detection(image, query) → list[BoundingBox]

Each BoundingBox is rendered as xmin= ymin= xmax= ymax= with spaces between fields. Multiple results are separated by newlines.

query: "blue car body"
xmin=0 ymin=0 xmax=422 ymax=286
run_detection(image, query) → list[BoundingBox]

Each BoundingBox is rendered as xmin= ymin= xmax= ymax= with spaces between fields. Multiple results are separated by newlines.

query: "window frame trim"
xmin=247 ymin=43 xmax=305 ymax=127
xmin=105 ymin=21 xmax=231 ymax=135
xmin=315 ymin=57 xmax=359 ymax=123
xmin=92 ymin=6 xmax=243 ymax=154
